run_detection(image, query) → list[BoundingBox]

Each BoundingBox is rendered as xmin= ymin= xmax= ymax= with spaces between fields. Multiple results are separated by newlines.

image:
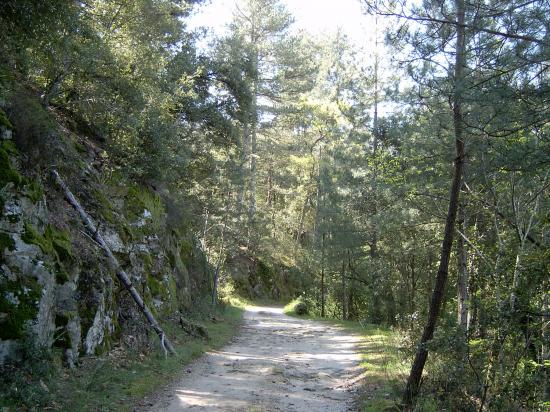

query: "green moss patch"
xmin=23 ymin=180 xmax=44 ymax=203
xmin=124 ymin=186 xmax=165 ymax=236
xmin=22 ymin=223 xmax=72 ymax=261
xmin=146 ymin=273 xmax=164 ymax=297
xmin=22 ymin=223 xmax=74 ymax=283
xmin=0 ymin=278 xmax=42 ymax=339
xmin=0 ymin=141 xmax=23 ymax=188
xmin=0 ymin=141 xmax=43 ymax=203
xmin=0 ymin=108 xmax=13 ymax=130
xmin=0 ymin=232 xmax=15 ymax=252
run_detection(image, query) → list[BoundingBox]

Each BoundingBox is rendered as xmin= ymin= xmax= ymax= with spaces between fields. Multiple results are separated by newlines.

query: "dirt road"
xmin=147 ymin=306 xmax=362 ymax=412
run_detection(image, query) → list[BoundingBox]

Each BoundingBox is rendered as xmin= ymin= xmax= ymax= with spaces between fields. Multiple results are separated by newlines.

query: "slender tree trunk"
xmin=341 ymin=257 xmax=347 ymax=320
xmin=402 ymin=0 xmax=466 ymax=406
xmin=543 ymin=288 xmax=549 ymax=402
xmin=370 ymin=7 xmax=380 ymax=259
xmin=211 ymin=225 xmax=226 ymax=307
xmin=267 ymin=162 xmax=273 ymax=207
xmin=248 ymin=46 xmax=259 ymax=236
xmin=248 ymin=124 xmax=257 ymax=225
xmin=409 ymin=257 xmax=416 ymax=315
xmin=348 ymin=249 xmax=355 ymax=320
xmin=296 ymin=194 xmax=309 ymax=244
xmin=469 ymin=215 xmax=479 ymax=335
xmin=236 ymin=122 xmax=250 ymax=221
xmin=321 ymin=232 xmax=326 ymax=318
xmin=457 ymin=199 xmax=469 ymax=332
xmin=42 ymin=71 xmax=66 ymax=107
xmin=313 ymin=146 xmax=323 ymax=244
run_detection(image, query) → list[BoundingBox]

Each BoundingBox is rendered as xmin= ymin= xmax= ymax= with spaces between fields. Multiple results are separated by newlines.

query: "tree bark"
xmin=402 ymin=0 xmax=466 ymax=405
xmin=236 ymin=122 xmax=250 ymax=221
xmin=51 ymin=170 xmax=176 ymax=355
xmin=457 ymin=199 xmax=469 ymax=332
xmin=341 ymin=257 xmax=347 ymax=320
xmin=543 ymin=288 xmax=549 ymax=402
xmin=247 ymin=44 xmax=259 ymax=238
xmin=321 ymin=232 xmax=326 ymax=318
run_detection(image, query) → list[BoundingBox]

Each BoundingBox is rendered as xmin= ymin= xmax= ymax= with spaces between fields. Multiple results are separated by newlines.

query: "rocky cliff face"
xmin=0 ymin=104 xmax=210 ymax=367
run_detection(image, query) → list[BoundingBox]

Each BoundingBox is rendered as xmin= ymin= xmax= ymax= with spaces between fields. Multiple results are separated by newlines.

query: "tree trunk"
xmin=348 ymin=250 xmax=355 ymax=320
xmin=51 ymin=170 xmax=176 ymax=355
xmin=248 ymin=124 xmax=257 ymax=226
xmin=457 ymin=199 xmax=469 ymax=332
xmin=236 ymin=122 xmax=250 ymax=221
xmin=296 ymin=194 xmax=309 ymax=244
xmin=543 ymin=288 xmax=549 ymax=402
xmin=321 ymin=232 xmax=326 ymax=318
xmin=313 ymin=145 xmax=323 ymax=244
xmin=248 ymin=47 xmax=259 ymax=237
xmin=211 ymin=225 xmax=226 ymax=306
xmin=409 ymin=256 xmax=416 ymax=315
xmin=402 ymin=0 xmax=466 ymax=405
xmin=341 ymin=257 xmax=347 ymax=320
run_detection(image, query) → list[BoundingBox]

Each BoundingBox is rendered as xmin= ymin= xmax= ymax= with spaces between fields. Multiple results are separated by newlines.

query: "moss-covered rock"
xmin=123 ymin=186 xmax=165 ymax=237
xmin=0 ymin=108 xmax=13 ymax=130
xmin=0 ymin=278 xmax=42 ymax=339
xmin=23 ymin=180 xmax=44 ymax=204
xmin=21 ymin=223 xmax=73 ymax=283
xmin=0 ymin=141 xmax=23 ymax=188
xmin=146 ymin=273 xmax=163 ymax=297
xmin=22 ymin=223 xmax=72 ymax=261
xmin=0 ymin=232 xmax=15 ymax=252
xmin=21 ymin=222 xmax=49 ymax=253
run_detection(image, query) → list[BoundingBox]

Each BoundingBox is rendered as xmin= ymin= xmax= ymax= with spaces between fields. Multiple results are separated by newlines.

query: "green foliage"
xmin=22 ymin=223 xmax=73 ymax=283
xmin=0 ymin=332 xmax=57 ymax=409
xmin=0 ymin=108 xmax=13 ymax=129
xmin=23 ymin=179 xmax=44 ymax=203
xmin=53 ymin=304 xmax=244 ymax=411
xmin=283 ymin=297 xmax=308 ymax=315
xmin=6 ymin=89 xmax=57 ymax=156
xmin=0 ymin=232 xmax=15 ymax=252
xmin=0 ymin=0 xmax=547 ymax=409
xmin=0 ymin=278 xmax=42 ymax=339
xmin=0 ymin=141 xmax=23 ymax=188
xmin=124 ymin=186 xmax=165 ymax=235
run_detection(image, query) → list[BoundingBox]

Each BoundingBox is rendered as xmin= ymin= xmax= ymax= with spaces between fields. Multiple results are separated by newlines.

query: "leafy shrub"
xmin=284 ymin=297 xmax=309 ymax=316
xmin=0 ymin=332 xmax=57 ymax=409
xmin=294 ymin=301 xmax=308 ymax=315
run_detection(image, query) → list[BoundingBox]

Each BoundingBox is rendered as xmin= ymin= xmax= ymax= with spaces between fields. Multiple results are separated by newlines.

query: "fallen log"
xmin=51 ymin=169 xmax=176 ymax=356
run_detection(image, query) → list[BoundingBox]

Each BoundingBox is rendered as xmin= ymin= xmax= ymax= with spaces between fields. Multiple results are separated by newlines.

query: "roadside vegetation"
xmin=0 ymin=303 xmax=244 ymax=411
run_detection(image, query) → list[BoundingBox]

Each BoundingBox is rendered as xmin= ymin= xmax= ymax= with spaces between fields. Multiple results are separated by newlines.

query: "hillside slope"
xmin=0 ymin=88 xmax=213 ymax=367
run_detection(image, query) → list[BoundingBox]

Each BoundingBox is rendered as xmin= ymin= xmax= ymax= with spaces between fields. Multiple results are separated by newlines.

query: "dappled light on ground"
xmin=148 ymin=306 xmax=361 ymax=411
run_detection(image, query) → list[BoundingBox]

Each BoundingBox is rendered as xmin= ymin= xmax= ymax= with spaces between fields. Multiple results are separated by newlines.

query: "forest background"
xmin=0 ymin=0 xmax=548 ymax=410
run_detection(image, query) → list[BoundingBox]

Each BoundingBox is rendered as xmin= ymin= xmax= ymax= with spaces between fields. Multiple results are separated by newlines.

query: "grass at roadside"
xmin=54 ymin=303 xmax=244 ymax=411
xmin=284 ymin=299 xmax=406 ymax=411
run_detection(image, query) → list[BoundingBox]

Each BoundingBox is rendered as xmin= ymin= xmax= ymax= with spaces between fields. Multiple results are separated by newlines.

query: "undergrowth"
xmin=1 ymin=303 xmax=244 ymax=411
xmin=0 ymin=333 xmax=59 ymax=410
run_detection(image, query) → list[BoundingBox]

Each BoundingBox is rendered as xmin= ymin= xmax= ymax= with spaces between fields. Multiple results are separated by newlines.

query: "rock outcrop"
xmin=0 ymin=105 xmax=210 ymax=366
